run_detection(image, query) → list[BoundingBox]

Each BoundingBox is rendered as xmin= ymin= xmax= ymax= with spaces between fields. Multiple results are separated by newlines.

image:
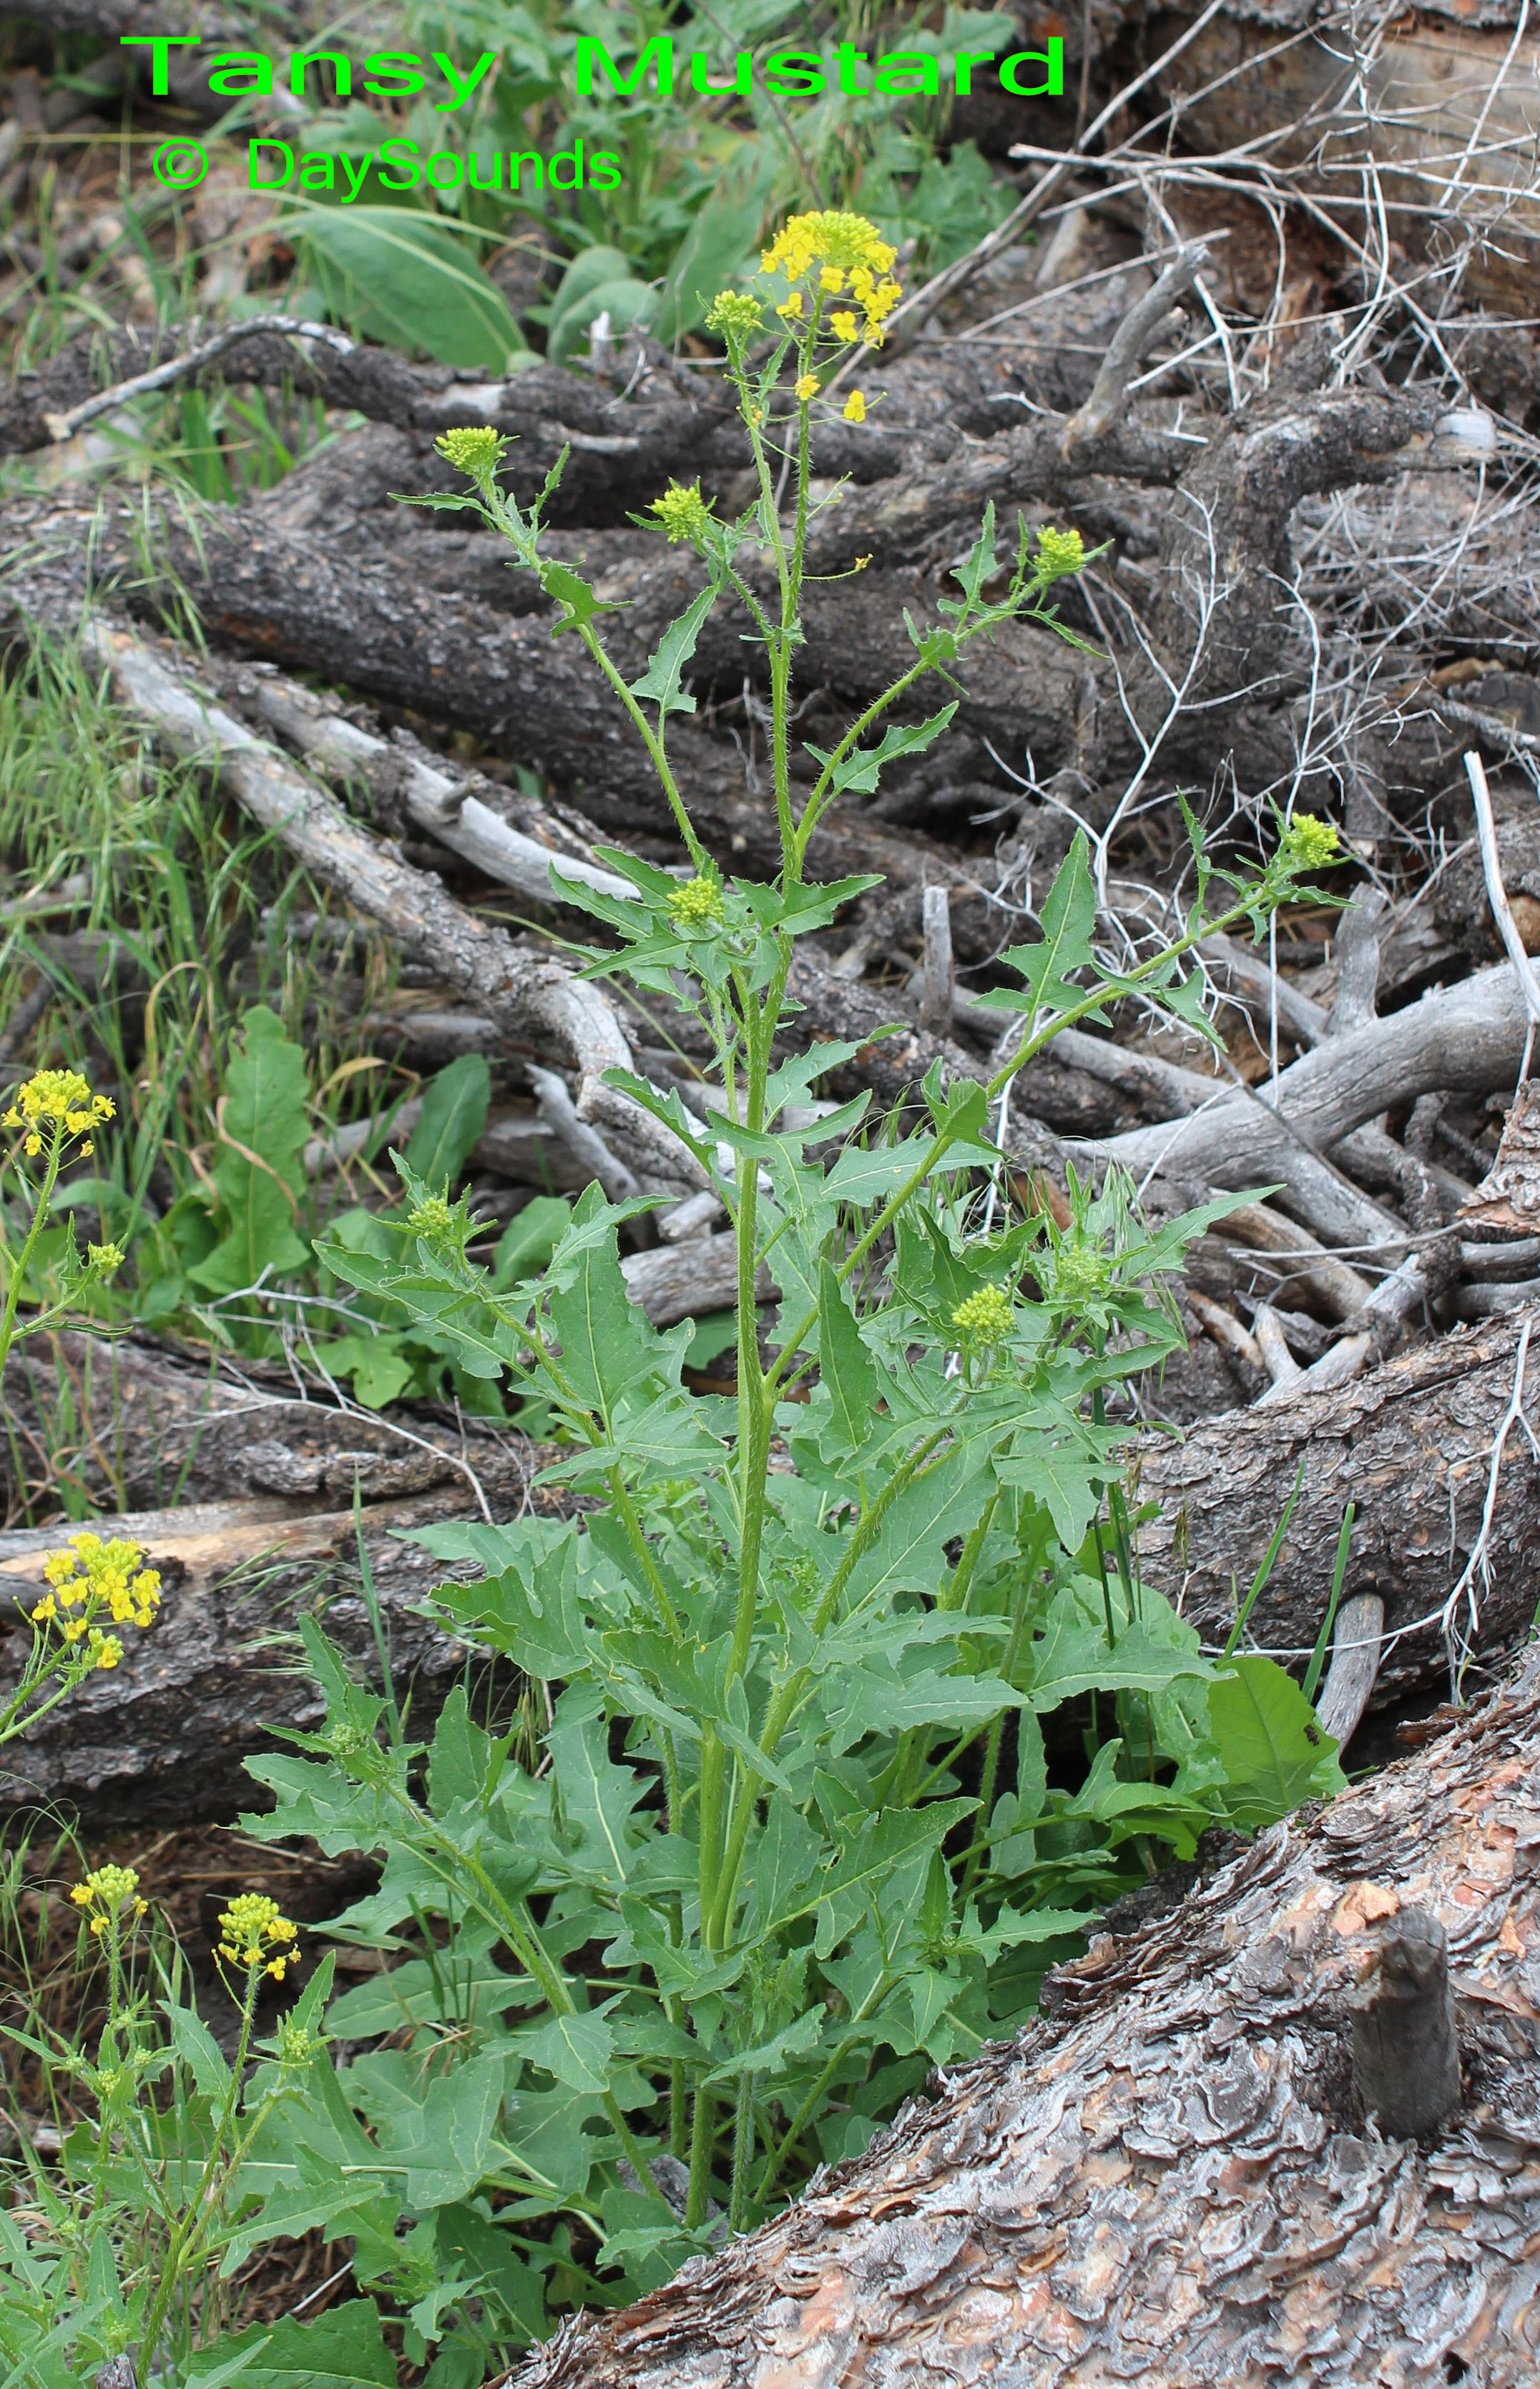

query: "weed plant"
xmin=0 ymin=162 xmax=1353 ymax=2385
xmin=85 ymin=216 xmax=1339 ymax=2373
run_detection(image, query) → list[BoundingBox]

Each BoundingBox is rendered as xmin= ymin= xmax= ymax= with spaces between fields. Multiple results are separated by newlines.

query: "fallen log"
xmin=506 ymin=1633 xmax=1540 ymax=2389
xmin=1137 ymin=1308 xmax=1540 ymax=1704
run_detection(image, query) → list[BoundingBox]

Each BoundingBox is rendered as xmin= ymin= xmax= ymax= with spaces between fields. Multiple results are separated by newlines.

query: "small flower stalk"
xmin=216 ymin=1892 xmax=301 ymax=1986
xmin=71 ymin=1863 xmax=149 ymax=1940
xmin=1 ymin=1532 xmax=163 ymax=1748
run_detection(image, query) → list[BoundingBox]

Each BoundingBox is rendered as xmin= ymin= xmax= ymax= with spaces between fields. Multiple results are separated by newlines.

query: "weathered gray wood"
xmin=1316 ymin=1591 xmax=1385 ymax=1750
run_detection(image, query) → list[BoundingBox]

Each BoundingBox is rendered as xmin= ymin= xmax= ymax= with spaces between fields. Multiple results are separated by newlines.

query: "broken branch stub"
xmin=1348 ymin=1906 xmax=1462 ymax=2141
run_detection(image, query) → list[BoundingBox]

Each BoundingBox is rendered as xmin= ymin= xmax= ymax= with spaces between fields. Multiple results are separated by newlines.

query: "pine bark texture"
xmin=507 ymin=1642 xmax=1540 ymax=2389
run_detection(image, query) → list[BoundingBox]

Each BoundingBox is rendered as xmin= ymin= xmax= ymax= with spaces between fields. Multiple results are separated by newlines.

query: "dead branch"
xmin=1083 ymin=962 xmax=1532 ymax=1205
xmin=72 ymin=618 xmax=697 ymax=1189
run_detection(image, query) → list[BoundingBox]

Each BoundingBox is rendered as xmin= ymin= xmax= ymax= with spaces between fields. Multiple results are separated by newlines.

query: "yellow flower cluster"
xmin=1276 ymin=815 xmax=1341 ymax=875
xmin=217 ymin=1891 xmax=300 ymax=1983
xmin=951 ymin=1285 xmax=1014 ymax=1348
xmin=71 ymin=1864 xmax=148 ymax=1937
xmin=705 ymin=290 xmax=764 ymax=340
xmin=4 ymin=1069 xmax=114 ymax=1160
xmin=30 ymin=1533 xmax=162 ymax=1672
xmin=756 ymin=212 xmax=902 ymax=347
xmin=436 ymin=425 xmax=506 ymax=479
xmin=1035 ymin=526 xmax=1087 ymax=580
xmin=671 ymin=874 xmax=725 ymax=933
xmin=649 ymin=481 xmax=714 ymax=544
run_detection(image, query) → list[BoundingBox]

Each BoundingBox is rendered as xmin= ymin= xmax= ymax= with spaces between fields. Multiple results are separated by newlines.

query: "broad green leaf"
xmin=972 ymin=834 xmax=1098 ymax=1032
xmin=815 ymin=1262 xmax=878 ymax=1456
xmin=317 ymin=1333 xmax=415 ymax=1409
xmin=494 ymin=1194 xmax=572 ymax=1287
xmin=548 ymin=1699 xmax=648 ymax=1890
xmin=182 ymin=2302 xmax=394 ymax=2389
xmin=363 ymin=2049 xmax=509 ymax=2208
xmin=431 ymin=1542 xmax=590 ymax=1681
xmin=810 ymin=1802 xmax=976 ymax=1958
xmin=296 ymin=206 xmax=524 ymax=371
xmin=1205 ymin=1655 xmax=1345 ymax=1829
xmin=404 ymin=1056 xmax=490 ymax=1191
xmin=804 ymin=705 xmax=957 ymax=796
xmin=540 ymin=560 xmax=627 ymax=637
xmin=629 ymin=582 xmax=718 ymax=719
xmin=544 ymin=1189 xmax=661 ymax=1418
xmin=653 ymin=147 xmax=776 ymax=341
xmin=703 ymin=2006 xmax=825 ymax=2085
xmin=550 ymin=276 xmax=656 ymax=365
xmin=840 ymin=1451 xmax=993 ymax=1610
xmin=191 ymin=1005 xmax=310 ymax=1294
xmin=516 ymin=2009 xmax=614 ymax=2094
xmin=163 ymin=1998 xmax=233 ymax=2104
xmin=1026 ymin=1602 xmax=1214 ymax=1712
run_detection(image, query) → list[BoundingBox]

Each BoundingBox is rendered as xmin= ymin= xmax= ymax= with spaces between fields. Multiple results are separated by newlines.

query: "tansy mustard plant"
xmin=266 ymin=208 xmax=1351 ymax=2332
xmin=0 ymin=1533 xmax=162 ymax=1747
xmin=0 ymin=1066 xmax=124 ymax=1378
xmin=215 ymin=1892 xmax=300 ymax=1986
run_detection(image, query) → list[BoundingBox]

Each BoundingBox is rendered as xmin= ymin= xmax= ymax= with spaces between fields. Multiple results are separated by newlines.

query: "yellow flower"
xmin=32 ymin=1534 xmax=162 ymax=1643
xmin=1276 ymin=815 xmax=1341 ymax=876
xmin=830 ymin=310 xmax=859 ymax=343
xmin=775 ymin=290 xmax=804 ymax=321
xmin=72 ymin=1864 xmax=147 ymax=1936
xmin=649 ymin=481 xmax=714 ymax=545
xmin=6 ymin=1070 xmax=112 ymax=1151
xmin=435 ymin=425 xmax=506 ymax=479
xmin=217 ymin=1892 xmax=300 ymax=1983
xmin=794 ymin=374 xmax=820 ymax=402
xmin=951 ymin=1285 xmax=1014 ymax=1348
xmin=760 ymin=212 xmax=897 ymax=284
xmin=1034 ymin=525 xmax=1086 ymax=579
xmin=819 ymin=266 xmax=845 ymax=293
xmin=670 ymin=874 xmax=725 ymax=933
xmin=843 ymin=391 xmax=867 ymax=424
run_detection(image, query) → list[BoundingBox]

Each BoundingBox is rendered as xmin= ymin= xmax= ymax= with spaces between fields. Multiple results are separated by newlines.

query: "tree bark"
xmin=1135 ymin=1308 xmax=1540 ymax=1707
xmin=506 ymin=1634 xmax=1540 ymax=2389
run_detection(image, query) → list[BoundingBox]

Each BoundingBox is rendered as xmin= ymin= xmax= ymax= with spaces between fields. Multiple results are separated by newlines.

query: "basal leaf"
xmin=403 ymin=1055 xmax=490 ymax=1192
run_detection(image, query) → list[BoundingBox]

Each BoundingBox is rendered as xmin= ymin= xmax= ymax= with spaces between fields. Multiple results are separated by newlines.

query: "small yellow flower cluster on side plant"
xmin=216 ymin=1892 xmax=300 ymax=1983
xmin=29 ymin=1532 xmax=162 ymax=1673
xmin=71 ymin=1863 xmax=149 ymax=1938
xmin=4 ymin=1068 xmax=114 ymax=1161
xmin=1276 ymin=814 xmax=1340 ymax=876
xmin=650 ymin=481 xmax=715 ymax=544
xmin=434 ymin=425 xmax=506 ymax=481
xmin=951 ymin=1285 xmax=1014 ymax=1349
